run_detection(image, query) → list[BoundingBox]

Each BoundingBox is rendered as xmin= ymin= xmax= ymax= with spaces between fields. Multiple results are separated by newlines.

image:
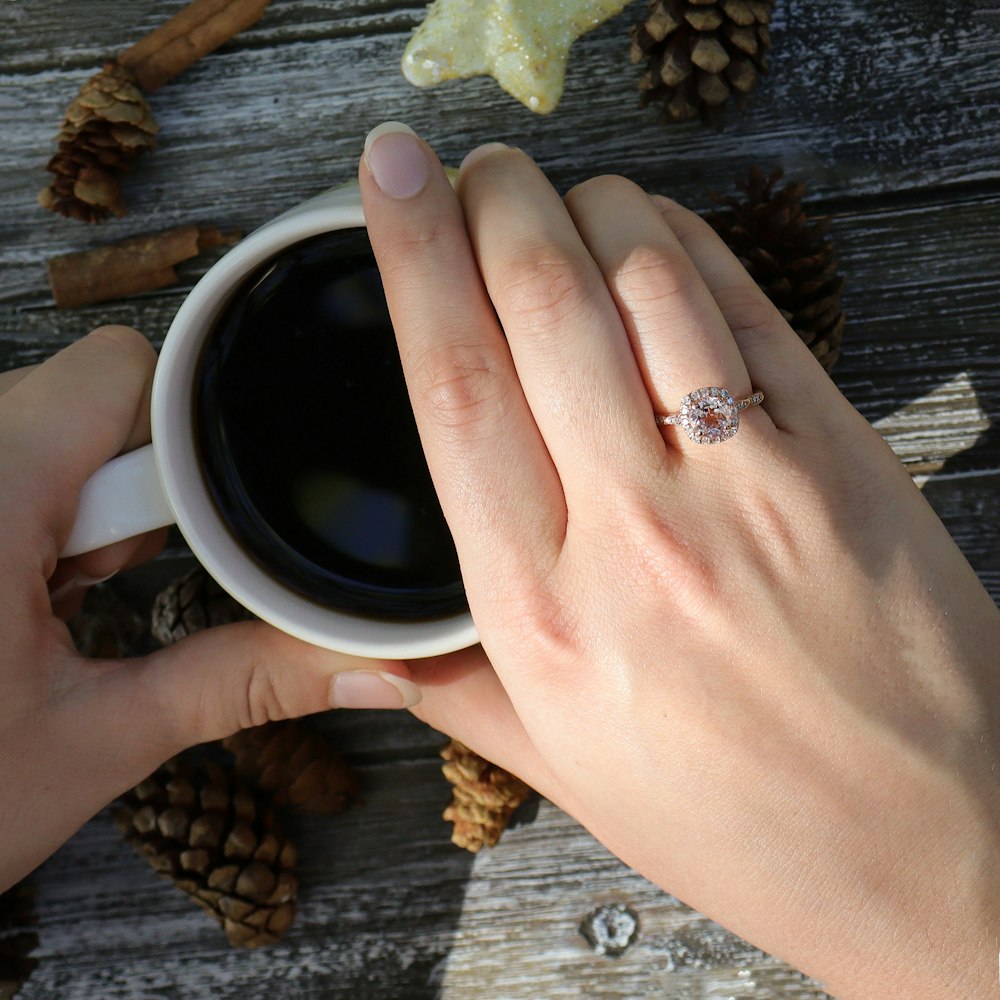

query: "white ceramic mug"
xmin=62 ymin=181 xmax=478 ymax=660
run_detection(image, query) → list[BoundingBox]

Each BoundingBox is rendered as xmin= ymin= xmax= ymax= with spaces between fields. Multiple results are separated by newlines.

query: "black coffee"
xmin=194 ymin=230 xmax=466 ymax=621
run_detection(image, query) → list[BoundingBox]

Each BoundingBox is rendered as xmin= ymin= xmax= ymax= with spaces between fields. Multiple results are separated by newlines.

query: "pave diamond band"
xmin=655 ymin=387 xmax=765 ymax=444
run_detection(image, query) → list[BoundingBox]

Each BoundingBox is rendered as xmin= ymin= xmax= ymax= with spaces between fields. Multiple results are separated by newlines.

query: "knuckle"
xmin=613 ymin=243 xmax=699 ymax=311
xmin=397 ymin=213 xmax=452 ymax=252
xmin=375 ymin=215 xmax=454 ymax=282
xmin=474 ymin=552 xmax=581 ymax=669
xmin=495 ymin=249 xmax=590 ymax=332
xmin=414 ymin=342 xmax=507 ymax=433
xmin=499 ymin=581 xmax=581 ymax=667
xmin=243 ymin=660 xmax=286 ymax=729
xmin=241 ymin=629 xmax=292 ymax=728
xmin=711 ymin=283 xmax=784 ymax=344
xmin=612 ymin=490 xmax=721 ymax=618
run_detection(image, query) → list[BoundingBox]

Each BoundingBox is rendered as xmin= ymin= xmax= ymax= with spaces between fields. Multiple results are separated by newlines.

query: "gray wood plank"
xmin=3 ymin=0 xmax=1000 ymax=277
xmin=21 ymin=743 xmax=831 ymax=1000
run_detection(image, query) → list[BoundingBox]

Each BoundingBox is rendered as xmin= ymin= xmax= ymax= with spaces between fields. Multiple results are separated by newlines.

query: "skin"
xmin=358 ymin=132 xmax=1000 ymax=997
xmin=0 ymin=325 xmax=416 ymax=894
xmin=2 ymin=131 xmax=998 ymax=997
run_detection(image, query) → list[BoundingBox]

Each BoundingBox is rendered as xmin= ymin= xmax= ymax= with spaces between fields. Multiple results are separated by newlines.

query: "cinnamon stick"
xmin=119 ymin=0 xmax=272 ymax=92
xmin=47 ymin=225 xmax=240 ymax=308
xmin=41 ymin=0 xmax=270 ymax=221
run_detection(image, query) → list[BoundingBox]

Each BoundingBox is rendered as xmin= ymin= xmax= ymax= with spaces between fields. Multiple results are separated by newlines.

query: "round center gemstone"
xmin=678 ymin=388 xmax=739 ymax=444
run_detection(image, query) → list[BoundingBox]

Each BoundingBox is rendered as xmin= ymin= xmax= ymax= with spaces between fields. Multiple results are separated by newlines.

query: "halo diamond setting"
xmin=655 ymin=387 xmax=764 ymax=444
xmin=675 ymin=387 xmax=739 ymax=444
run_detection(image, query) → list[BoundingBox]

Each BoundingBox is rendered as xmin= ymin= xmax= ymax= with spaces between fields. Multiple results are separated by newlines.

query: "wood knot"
xmin=579 ymin=903 xmax=639 ymax=957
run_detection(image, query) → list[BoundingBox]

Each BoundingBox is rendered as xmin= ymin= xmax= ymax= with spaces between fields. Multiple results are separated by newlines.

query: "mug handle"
xmin=61 ymin=444 xmax=176 ymax=557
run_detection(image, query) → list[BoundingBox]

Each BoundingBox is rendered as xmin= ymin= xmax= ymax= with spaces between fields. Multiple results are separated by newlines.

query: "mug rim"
xmin=150 ymin=183 xmax=478 ymax=659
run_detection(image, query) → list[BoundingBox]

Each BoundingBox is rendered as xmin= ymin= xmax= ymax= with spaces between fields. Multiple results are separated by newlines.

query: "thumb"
xmin=109 ymin=620 xmax=421 ymax=756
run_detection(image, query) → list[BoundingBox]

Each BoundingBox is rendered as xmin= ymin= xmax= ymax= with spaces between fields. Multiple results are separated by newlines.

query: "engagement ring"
xmin=655 ymin=387 xmax=765 ymax=444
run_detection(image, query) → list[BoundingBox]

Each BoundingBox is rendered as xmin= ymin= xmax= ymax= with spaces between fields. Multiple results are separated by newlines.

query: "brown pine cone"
xmin=630 ymin=0 xmax=774 ymax=127
xmin=704 ymin=166 xmax=845 ymax=371
xmin=116 ymin=759 xmax=297 ymax=948
xmin=224 ymin=721 xmax=360 ymax=816
xmin=441 ymin=740 xmax=534 ymax=853
xmin=68 ymin=582 xmax=146 ymax=659
xmin=151 ymin=566 xmax=252 ymax=646
xmin=39 ymin=61 xmax=159 ymax=222
xmin=0 ymin=882 xmax=39 ymax=1000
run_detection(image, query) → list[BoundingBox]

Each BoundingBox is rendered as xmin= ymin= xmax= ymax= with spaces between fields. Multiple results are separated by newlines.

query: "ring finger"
xmin=650 ymin=195 xmax=844 ymax=435
xmin=565 ymin=175 xmax=773 ymax=453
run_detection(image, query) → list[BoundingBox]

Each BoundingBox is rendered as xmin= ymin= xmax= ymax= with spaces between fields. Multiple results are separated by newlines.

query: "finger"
xmin=93 ymin=621 xmax=424 ymax=760
xmin=0 ymin=365 xmax=36 ymax=397
xmin=50 ymin=528 xmax=167 ymax=590
xmin=565 ymin=176 xmax=771 ymax=453
xmin=0 ymin=326 xmax=156 ymax=555
xmin=407 ymin=647 xmax=546 ymax=781
xmin=456 ymin=146 xmax=665 ymax=489
xmin=650 ymin=196 xmax=839 ymax=432
xmin=47 ymin=528 xmax=169 ymax=618
xmin=408 ymin=650 xmax=603 ymax=827
xmin=359 ymin=123 xmax=565 ymax=611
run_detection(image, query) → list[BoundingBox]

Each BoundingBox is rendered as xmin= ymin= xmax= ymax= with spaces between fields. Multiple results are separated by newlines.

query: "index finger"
xmin=0 ymin=325 xmax=156 ymax=557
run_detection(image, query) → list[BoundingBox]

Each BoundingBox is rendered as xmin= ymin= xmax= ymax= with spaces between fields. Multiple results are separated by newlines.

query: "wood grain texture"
xmin=2 ymin=0 xmax=999 ymax=997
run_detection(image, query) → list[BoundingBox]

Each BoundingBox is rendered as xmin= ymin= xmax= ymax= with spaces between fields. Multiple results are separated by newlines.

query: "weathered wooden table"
xmin=3 ymin=1 xmax=999 ymax=997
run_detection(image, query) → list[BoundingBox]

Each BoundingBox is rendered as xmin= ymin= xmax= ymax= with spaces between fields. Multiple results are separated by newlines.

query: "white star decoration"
xmin=401 ymin=0 xmax=632 ymax=114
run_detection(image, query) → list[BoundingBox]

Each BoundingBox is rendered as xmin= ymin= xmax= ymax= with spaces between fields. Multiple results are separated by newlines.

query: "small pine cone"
xmin=705 ymin=166 xmax=845 ymax=371
xmin=440 ymin=740 xmax=533 ymax=853
xmin=68 ymin=582 xmax=146 ymax=659
xmin=223 ymin=721 xmax=360 ymax=816
xmin=0 ymin=881 xmax=39 ymax=1000
xmin=630 ymin=0 xmax=774 ymax=127
xmin=116 ymin=759 xmax=297 ymax=948
xmin=151 ymin=566 xmax=252 ymax=646
xmin=39 ymin=61 xmax=159 ymax=222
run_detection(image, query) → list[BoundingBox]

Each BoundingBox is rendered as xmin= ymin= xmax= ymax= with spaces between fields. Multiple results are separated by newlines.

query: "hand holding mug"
xmin=358 ymin=124 xmax=1000 ymax=997
xmin=63 ymin=185 xmax=475 ymax=660
xmin=0 ymin=326 xmax=423 ymax=894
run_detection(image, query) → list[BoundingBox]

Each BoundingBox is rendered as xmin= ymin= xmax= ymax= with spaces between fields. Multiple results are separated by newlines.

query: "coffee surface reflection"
xmin=195 ymin=230 xmax=466 ymax=621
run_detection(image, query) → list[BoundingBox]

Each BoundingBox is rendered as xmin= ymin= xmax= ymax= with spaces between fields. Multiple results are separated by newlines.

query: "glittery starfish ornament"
xmin=401 ymin=0 xmax=631 ymax=113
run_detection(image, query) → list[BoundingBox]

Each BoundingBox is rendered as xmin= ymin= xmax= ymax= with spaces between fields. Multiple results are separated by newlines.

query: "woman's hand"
xmin=0 ymin=326 xmax=421 ymax=893
xmin=359 ymin=124 xmax=1000 ymax=998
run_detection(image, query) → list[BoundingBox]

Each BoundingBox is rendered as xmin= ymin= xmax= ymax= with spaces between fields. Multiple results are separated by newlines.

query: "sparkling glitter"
xmin=678 ymin=387 xmax=740 ymax=444
xmin=401 ymin=0 xmax=630 ymax=114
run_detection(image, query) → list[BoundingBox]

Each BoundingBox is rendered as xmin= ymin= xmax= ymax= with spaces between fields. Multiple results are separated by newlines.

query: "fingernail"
xmin=363 ymin=122 xmax=430 ymax=199
xmin=49 ymin=570 xmax=117 ymax=603
xmin=330 ymin=670 xmax=422 ymax=710
xmin=459 ymin=142 xmax=509 ymax=174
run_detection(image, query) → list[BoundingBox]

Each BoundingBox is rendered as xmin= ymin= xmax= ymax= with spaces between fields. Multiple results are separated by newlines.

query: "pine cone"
xmin=69 ymin=582 xmax=146 ymax=659
xmin=151 ymin=566 xmax=252 ymax=646
xmin=0 ymin=882 xmax=39 ymax=1000
xmin=630 ymin=0 xmax=774 ymax=126
xmin=116 ymin=759 xmax=297 ymax=948
xmin=441 ymin=740 xmax=534 ymax=853
xmin=39 ymin=61 xmax=159 ymax=222
xmin=705 ymin=166 xmax=845 ymax=371
xmin=224 ymin=721 xmax=360 ymax=816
